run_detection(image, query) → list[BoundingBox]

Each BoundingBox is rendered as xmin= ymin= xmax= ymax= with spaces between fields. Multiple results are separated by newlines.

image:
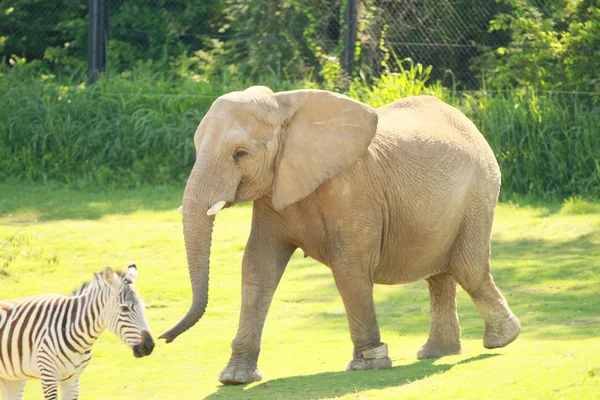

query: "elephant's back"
xmin=375 ymin=95 xmax=499 ymax=187
xmin=378 ymin=97 xmax=492 ymax=155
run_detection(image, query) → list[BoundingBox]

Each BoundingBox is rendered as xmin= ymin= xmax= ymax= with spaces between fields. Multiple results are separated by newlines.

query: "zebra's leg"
xmin=60 ymin=375 xmax=80 ymax=400
xmin=37 ymin=346 xmax=60 ymax=400
xmin=0 ymin=378 xmax=27 ymax=400
xmin=39 ymin=370 xmax=59 ymax=400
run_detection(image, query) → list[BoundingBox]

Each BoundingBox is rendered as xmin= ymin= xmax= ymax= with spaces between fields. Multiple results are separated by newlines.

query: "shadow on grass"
xmin=377 ymin=234 xmax=599 ymax=341
xmin=0 ymin=182 xmax=180 ymax=221
xmin=288 ymin=233 xmax=599 ymax=343
xmin=206 ymin=354 xmax=498 ymax=400
xmin=492 ymin=234 xmax=599 ymax=283
xmin=0 ymin=182 xmax=252 ymax=221
xmin=482 ymin=234 xmax=600 ymax=340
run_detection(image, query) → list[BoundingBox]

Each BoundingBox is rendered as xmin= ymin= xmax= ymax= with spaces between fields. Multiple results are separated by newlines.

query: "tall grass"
xmin=1 ymin=64 xmax=598 ymax=197
xmin=348 ymin=61 xmax=445 ymax=106
xmin=0 ymin=67 xmax=303 ymax=186
xmin=459 ymin=90 xmax=600 ymax=198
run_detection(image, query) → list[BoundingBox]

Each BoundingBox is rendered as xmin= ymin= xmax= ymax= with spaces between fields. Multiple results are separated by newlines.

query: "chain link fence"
xmin=358 ymin=0 xmax=509 ymax=88
xmin=0 ymin=0 xmax=554 ymax=89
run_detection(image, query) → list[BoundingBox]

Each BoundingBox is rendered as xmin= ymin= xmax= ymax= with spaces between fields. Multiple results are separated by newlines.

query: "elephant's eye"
xmin=233 ymin=149 xmax=248 ymax=161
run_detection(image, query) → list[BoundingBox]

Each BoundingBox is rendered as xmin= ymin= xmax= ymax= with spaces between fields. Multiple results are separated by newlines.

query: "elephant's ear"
xmin=272 ymin=90 xmax=378 ymax=211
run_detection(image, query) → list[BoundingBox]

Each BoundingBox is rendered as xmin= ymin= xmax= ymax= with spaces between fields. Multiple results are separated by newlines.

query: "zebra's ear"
xmin=124 ymin=263 xmax=138 ymax=283
xmin=102 ymin=266 xmax=117 ymax=286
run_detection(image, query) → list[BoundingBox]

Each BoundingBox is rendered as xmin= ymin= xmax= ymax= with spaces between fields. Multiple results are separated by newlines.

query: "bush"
xmin=348 ymin=59 xmax=445 ymax=106
xmin=476 ymin=0 xmax=600 ymax=92
xmin=0 ymin=0 xmax=87 ymax=74
xmin=0 ymin=63 xmax=304 ymax=186
xmin=107 ymin=0 xmax=226 ymax=73
xmin=1 ymin=63 xmax=597 ymax=198
xmin=460 ymin=89 xmax=600 ymax=198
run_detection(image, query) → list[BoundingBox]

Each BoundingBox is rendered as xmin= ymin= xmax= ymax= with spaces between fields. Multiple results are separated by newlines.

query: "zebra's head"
xmin=101 ymin=263 xmax=155 ymax=358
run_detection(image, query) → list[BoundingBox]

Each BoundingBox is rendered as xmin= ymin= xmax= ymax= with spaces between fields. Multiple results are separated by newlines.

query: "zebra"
xmin=0 ymin=263 xmax=154 ymax=400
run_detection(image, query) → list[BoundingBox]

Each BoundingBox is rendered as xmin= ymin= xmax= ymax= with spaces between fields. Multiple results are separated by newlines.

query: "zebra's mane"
xmin=69 ymin=269 xmax=125 ymax=296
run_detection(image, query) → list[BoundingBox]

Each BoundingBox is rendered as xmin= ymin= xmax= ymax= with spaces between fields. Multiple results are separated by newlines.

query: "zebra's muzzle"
xmin=133 ymin=330 xmax=155 ymax=358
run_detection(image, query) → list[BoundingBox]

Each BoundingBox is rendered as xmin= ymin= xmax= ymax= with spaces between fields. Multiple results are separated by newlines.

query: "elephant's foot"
xmin=417 ymin=341 xmax=461 ymax=359
xmin=218 ymin=362 xmax=262 ymax=385
xmin=347 ymin=356 xmax=392 ymax=371
xmin=483 ymin=313 xmax=521 ymax=349
xmin=347 ymin=343 xmax=392 ymax=371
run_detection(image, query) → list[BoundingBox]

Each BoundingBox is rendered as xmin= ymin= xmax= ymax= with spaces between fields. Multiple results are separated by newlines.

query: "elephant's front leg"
xmin=219 ymin=234 xmax=296 ymax=385
xmin=333 ymin=266 xmax=392 ymax=371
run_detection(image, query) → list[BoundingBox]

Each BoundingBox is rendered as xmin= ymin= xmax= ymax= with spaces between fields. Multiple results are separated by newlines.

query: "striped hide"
xmin=0 ymin=264 xmax=154 ymax=400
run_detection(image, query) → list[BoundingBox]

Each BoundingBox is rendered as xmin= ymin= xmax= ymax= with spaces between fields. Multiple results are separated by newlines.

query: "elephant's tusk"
xmin=206 ymin=200 xmax=227 ymax=216
xmin=177 ymin=205 xmax=183 ymax=214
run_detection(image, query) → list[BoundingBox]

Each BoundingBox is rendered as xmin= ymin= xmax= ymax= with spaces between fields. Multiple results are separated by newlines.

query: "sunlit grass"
xmin=1 ymin=183 xmax=599 ymax=399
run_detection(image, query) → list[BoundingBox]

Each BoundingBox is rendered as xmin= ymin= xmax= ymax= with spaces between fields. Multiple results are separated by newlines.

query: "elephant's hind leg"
xmin=418 ymin=273 xmax=462 ymax=359
xmin=450 ymin=213 xmax=520 ymax=349
xmin=460 ymin=271 xmax=521 ymax=349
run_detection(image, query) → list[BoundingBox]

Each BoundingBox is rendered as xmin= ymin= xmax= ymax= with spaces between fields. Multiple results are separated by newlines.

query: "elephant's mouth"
xmin=217 ymin=201 xmax=235 ymax=211
xmin=223 ymin=200 xmax=242 ymax=210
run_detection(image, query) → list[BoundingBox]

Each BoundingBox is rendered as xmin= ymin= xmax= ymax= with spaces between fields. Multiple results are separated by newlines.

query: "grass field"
xmin=1 ymin=182 xmax=599 ymax=399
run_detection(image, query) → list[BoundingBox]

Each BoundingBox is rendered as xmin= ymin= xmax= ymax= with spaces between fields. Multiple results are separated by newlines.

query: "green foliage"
xmin=3 ymin=0 xmax=598 ymax=94
xmin=1 ymin=62 xmax=598 ymax=198
xmin=0 ymin=0 xmax=344 ymax=83
xmin=0 ymin=0 xmax=87 ymax=73
xmin=0 ymin=70 xmax=195 ymax=185
xmin=348 ymin=58 xmax=444 ymax=107
xmin=207 ymin=0 xmax=342 ymax=81
xmin=356 ymin=0 xmax=510 ymax=88
xmin=0 ymin=64 xmax=305 ymax=186
xmin=477 ymin=0 xmax=600 ymax=91
xmin=460 ymin=89 xmax=600 ymax=198
xmin=107 ymin=0 xmax=225 ymax=73
xmin=0 ymin=0 xmax=227 ymax=75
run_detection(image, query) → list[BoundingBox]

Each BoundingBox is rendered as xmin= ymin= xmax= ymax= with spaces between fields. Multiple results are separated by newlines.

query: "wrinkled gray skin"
xmin=160 ymin=87 xmax=520 ymax=384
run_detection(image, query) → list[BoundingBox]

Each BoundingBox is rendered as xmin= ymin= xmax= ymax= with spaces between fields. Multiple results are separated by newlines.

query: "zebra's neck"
xmin=70 ymin=278 xmax=113 ymax=347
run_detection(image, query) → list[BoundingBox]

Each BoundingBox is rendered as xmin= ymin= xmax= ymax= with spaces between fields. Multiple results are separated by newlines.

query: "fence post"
xmin=343 ymin=0 xmax=358 ymax=77
xmin=88 ymin=0 xmax=108 ymax=83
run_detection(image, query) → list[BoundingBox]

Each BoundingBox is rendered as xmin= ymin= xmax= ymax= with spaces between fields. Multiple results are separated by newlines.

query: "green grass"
xmin=1 ymin=183 xmax=599 ymax=399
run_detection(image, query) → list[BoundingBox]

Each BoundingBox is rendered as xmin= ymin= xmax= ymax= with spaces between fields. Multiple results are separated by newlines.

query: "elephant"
xmin=159 ymin=86 xmax=521 ymax=384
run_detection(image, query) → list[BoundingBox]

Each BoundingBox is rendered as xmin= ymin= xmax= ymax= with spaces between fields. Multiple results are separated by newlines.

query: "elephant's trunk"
xmin=160 ymin=162 xmax=216 ymax=343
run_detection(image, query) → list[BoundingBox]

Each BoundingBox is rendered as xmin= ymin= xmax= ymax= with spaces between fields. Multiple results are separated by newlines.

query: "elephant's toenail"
xmin=234 ymin=372 xmax=245 ymax=382
xmin=221 ymin=373 xmax=231 ymax=381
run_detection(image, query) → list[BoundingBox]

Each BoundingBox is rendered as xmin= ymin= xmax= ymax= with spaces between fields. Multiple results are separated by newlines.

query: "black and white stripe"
xmin=0 ymin=264 xmax=154 ymax=400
